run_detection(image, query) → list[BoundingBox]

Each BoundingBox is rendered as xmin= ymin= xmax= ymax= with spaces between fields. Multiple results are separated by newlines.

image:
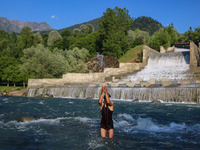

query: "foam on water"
xmin=114 ymin=113 xmax=200 ymax=134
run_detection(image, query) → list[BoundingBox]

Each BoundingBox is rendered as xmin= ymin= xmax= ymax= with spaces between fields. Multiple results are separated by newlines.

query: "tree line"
xmin=0 ymin=7 xmax=199 ymax=87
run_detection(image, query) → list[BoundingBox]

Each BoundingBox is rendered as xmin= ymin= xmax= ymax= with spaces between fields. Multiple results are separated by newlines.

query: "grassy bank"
xmin=119 ymin=45 xmax=143 ymax=63
xmin=0 ymin=86 xmax=25 ymax=93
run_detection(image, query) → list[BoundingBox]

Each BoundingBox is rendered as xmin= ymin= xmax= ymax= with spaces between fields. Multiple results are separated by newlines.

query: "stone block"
xmin=110 ymin=83 xmax=119 ymax=87
xmin=149 ymin=78 xmax=156 ymax=85
xmin=126 ymin=82 xmax=136 ymax=87
xmin=88 ymin=84 xmax=97 ymax=87
xmin=118 ymin=81 xmax=126 ymax=85
xmin=161 ymin=78 xmax=169 ymax=82
xmin=123 ymin=79 xmax=131 ymax=82
xmin=161 ymin=81 xmax=171 ymax=86
xmin=178 ymin=80 xmax=190 ymax=85
xmin=136 ymin=78 xmax=143 ymax=84
xmin=196 ymin=80 xmax=200 ymax=84
xmin=141 ymin=82 xmax=150 ymax=87
xmin=112 ymin=79 xmax=119 ymax=82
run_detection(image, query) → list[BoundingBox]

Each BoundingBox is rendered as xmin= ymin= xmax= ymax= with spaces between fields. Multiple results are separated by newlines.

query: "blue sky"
xmin=0 ymin=0 xmax=199 ymax=33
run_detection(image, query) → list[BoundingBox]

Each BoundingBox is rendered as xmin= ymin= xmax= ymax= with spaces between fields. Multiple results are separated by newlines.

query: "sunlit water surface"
xmin=0 ymin=96 xmax=200 ymax=150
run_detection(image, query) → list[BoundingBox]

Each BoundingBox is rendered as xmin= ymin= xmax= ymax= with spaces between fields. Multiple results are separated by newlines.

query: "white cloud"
xmin=51 ymin=15 xmax=56 ymax=19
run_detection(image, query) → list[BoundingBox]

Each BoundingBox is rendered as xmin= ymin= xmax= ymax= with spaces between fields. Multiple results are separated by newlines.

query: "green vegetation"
xmin=98 ymin=7 xmax=133 ymax=58
xmin=130 ymin=16 xmax=163 ymax=36
xmin=0 ymin=86 xmax=24 ymax=93
xmin=0 ymin=7 xmax=199 ymax=87
xmin=119 ymin=45 xmax=143 ymax=63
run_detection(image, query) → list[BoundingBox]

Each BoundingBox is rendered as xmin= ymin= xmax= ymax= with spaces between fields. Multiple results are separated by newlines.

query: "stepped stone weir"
xmin=27 ymin=42 xmax=200 ymax=103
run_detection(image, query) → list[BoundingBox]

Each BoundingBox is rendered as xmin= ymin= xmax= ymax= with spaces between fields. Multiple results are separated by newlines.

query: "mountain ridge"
xmin=60 ymin=16 xmax=163 ymax=35
xmin=0 ymin=16 xmax=53 ymax=33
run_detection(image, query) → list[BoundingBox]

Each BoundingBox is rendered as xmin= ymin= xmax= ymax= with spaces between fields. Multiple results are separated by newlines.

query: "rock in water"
xmin=151 ymin=100 xmax=161 ymax=103
xmin=20 ymin=116 xmax=35 ymax=122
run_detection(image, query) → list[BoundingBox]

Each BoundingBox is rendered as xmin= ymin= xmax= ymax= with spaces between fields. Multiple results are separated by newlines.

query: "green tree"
xmin=98 ymin=7 xmax=133 ymax=57
xmin=18 ymin=27 xmax=35 ymax=50
xmin=80 ymin=24 xmax=94 ymax=34
xmin=21 ymin=44 xmax=67 ymax=78
xmin=42 ymin=33 xmax=49 ymax=47
xmin=128 ymin=29 xmax=150 ymax=48
xmin=61 ymin=29 xmax=72 ymax=37
xmin=130 ymin=16 xmax=163 ymax=36
xmin=0 ymin=30 xmax=10 ymax=52
xmin=0 ymin=56 xmax=20 ymax=86
xmin=148 ymin=25 xmax=178 ymax=51
xmin=63 ymin=47 xmax=89 ymax=73
xmin=73 ymin=28 xmax=81 ymax=34
xmin=47 ymin=30 xmax=62 ymax=47
xmin=69 ymin=32 xmax=100 ymax=57
xmin=33 ymin=32 xmax=43 ymax=45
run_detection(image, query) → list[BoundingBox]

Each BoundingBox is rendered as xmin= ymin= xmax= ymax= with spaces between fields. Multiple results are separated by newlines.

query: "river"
xmin=0 ymin=96 xmax=200 ymax=149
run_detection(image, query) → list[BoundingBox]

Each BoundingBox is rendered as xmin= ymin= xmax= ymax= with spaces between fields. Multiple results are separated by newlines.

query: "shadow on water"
xmin=182 ymin=51 xmax=190 ymax=64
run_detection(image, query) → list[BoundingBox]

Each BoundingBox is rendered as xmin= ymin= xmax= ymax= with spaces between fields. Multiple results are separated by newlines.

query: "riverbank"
xmin=0 ymin=86 xmax=27 ymax=96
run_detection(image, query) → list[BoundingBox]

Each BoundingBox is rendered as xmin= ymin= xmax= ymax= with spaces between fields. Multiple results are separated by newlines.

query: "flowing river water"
xmin=0 ymin=96 xmax=200 ymax=149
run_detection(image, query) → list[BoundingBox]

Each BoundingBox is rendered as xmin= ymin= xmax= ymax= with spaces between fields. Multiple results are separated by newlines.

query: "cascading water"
xmin=127 ymin=48 xmax=193 ymax=81
xmin=27 ymin=48 xmax=200 ymax=103
xmin=97 ymin=54 xmax=105 ymax=71
xmin=27 ymin=86 xmax=200 ymax=103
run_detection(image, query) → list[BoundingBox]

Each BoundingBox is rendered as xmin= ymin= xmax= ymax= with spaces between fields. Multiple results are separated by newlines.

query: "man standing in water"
xmin=99 ymin=86 xmax=114 ymax=139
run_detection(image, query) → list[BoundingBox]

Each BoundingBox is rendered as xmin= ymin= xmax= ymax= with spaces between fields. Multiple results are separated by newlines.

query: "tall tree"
xmin=18 ymin=27 xmax=35 ymax=50
xmin=98 ymin=7 xmax=133 ymax=58
xmin=47 ymin=30 xmax=62 ymax=47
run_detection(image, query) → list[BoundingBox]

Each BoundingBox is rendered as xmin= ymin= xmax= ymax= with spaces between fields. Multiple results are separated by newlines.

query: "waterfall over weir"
xmin=28 ymin=86 xmax=200 ymax=103
xmin=27 ymin=48 xmax=200 ymax=103
xmin=127 ymin=50 xmax=193 ymax=81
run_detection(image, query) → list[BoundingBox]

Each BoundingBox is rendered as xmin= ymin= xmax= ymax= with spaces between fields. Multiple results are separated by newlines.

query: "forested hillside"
xmin=61 ymin=16 xmax=163 ymax=36
xmin=130 ymin=16 xmax=163 ymax=35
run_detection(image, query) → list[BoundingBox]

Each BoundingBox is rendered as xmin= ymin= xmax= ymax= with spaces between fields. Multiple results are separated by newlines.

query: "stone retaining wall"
xmin=143 ymin=45 xmax=159 ymax=65
xmin=28 ymin=62 xmax=145 ymax=87
xmin=190 ymin=41 xmax=200 ymax=67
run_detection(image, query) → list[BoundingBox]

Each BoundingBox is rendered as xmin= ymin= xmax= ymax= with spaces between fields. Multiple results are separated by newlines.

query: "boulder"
xmin=44 ymin=94 xmax=54 ymax=98
xmin=86 ymin=56 xmax=119 ymax=72
xmin=7 ymin=89 xmax=27 ymax=97
xmin=151 ymin=100 xmax=161 ymax=103
xmin=20 ymin=116 xmax=36 ymax=122
xmin=2 ymin=92 xmax=7 ymax=96
xmin=132 ymin=98 xmax=139 ymax=102
xmin=36 ymin=94 xmax=43 ymax=98
xmin=86 ymin=97 xmax=93 ymax=100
